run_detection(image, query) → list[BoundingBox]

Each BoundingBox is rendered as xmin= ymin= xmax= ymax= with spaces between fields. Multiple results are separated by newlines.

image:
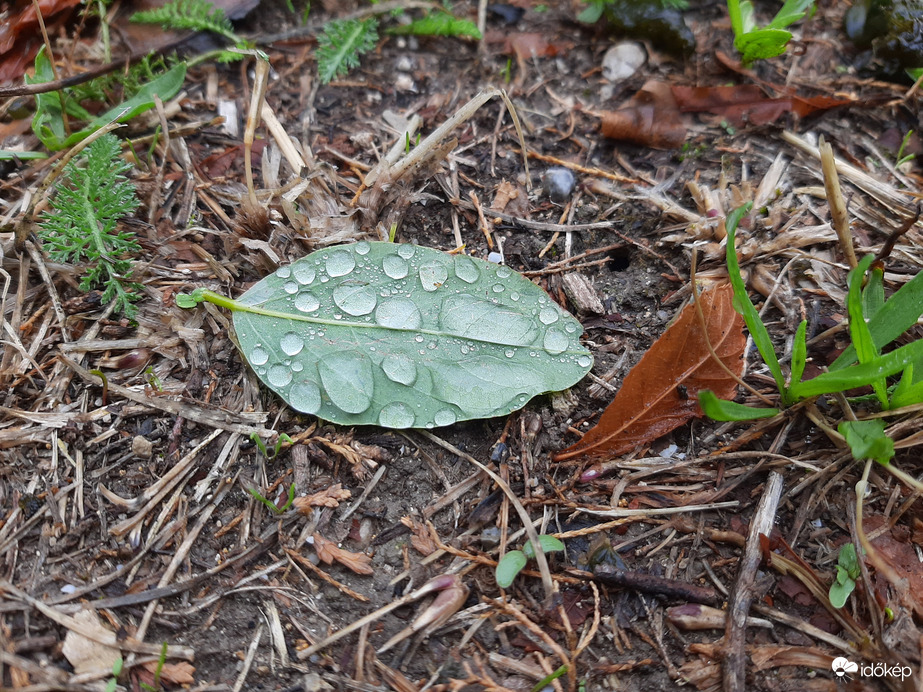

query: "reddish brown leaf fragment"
xmin=555 ymin=284 xmax=744 ymax=461
xmin=671 ymin=85 xmax=855 ymax=127
xmin=599 ymin=81 xmax=687 ymax=150
xmin=312 ymin=532 xmax=374 ymax=575
xmin=292 ymin=484 xmax=351 ymax=513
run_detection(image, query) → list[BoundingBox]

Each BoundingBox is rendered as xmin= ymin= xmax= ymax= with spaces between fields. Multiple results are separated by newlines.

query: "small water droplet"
xmin=453 ymin=255 xmax=480 ymax=283
xmin=491 ymin=283 xmax=504 ymax=293
xmin=280 ymin=332 xmax=304 ymax=356
xmin=433 ymin=408 xmax=456 ymax=427
xmin=291 ymin=362 xmax=304 ymax=372
xmin=460 ymin=344 xmax=469 ymax=354
xmin=355 ymin=241 xmax=371 ymax=255
xmin=397 ymin=244 xmax=416 ymax=259
xmin=295 ymin=292 xmax=320 ymax=312
xmin=375 ymin=298 xmax=422 ymax=329
xmin=510 ymin=292 xmax=520 ymax=301
xmin=505 ymin=349 xmax=515 ymax=358
xmin=577 ymin=354 xmax=592 ymax=368
xmin=293 ymin=264 xmax=316 ymax=284
xmin=326 ymin=249 xmax=356 ymax=277
xmin=276 ymin=266 xmax=292 ymax=279
xmin=382 ymin=354 xmax=417 ymax=385
xmin=414 ymin=335 xmax=424 ymax=343
xmin=383 ymin=254 xmax=409 ymax=279
xmin=378 ymin=401 xmax=416 ymax=429
xmin=419 ymin=262 xmax=448 ymax=292
xmin=539 ymin=307 xmax=560 ymax=325
xmin=565 ymin=322 xmax=578 ymax=333
xmin=284 ymin=281 xmax=298 ymax=294
xmin=268 ymin=364 xmax=293 ymax=387
xmin=333 ymin=283 xmax=377 ymax=316
xmin=543 ymin=329 xmax=568 ymax=355
xmin=496 ymin=265 xmax=512 ymax=278
xmin=290 ymin=380 xmax=321 ymax=414
xmin=250 ymin=346 xmax=269 ymax=366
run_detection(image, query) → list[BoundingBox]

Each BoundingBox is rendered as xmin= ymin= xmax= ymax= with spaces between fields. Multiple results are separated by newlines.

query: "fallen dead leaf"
xmin=140 ymin=660 xmax=196 ymax=685
xmin=312 ymin=532 xmax=374 ymax=575
xmin=555 ymin=283 xmax=744 ymax=460
xmin=292 ymin=484 xmax=351 ymax=513
xmin=62 ymin=610 xmax=121 ymax=676
xmin=671 ymin=85 xmax=855 ymax=127
xmin=599 ymin=81 xmax=687 ymax=150
xmin=400 ymin=516 xmax=438 ymax=556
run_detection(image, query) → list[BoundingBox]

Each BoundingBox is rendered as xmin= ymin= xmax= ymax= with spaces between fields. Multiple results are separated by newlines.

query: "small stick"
xmin=818 ymin=136 xmax=857 ymax=269
xmin=244 ymin=56 xmax=271 ymax=207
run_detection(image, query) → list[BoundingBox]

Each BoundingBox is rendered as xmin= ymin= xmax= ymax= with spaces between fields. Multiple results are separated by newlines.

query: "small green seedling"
xmin=896 ymin=130 xmax=915 ymax=167
xmin=839 ymin=419 xmax=895 ymax=467
xmin=105 ymin=657 xmax=123 ymax=692
xmin=247 ymin=482 xmax=296 ymax=514
xmin=39 ymin=133 xmax=143 ymax=317
xmin=250 ymin=432 xmax=294 ymax=460
xmin=138 ymin=641 xmax=168 ymax=691
xmin=495 ymin=535 xmax=565 ymax=589
xmin=532 ymin=664 xmax=568 ymax=692
xmin=829 ymin=543 xmax=861 ymax=609
xmin=727 ymin=0 xmax=815 ymax=64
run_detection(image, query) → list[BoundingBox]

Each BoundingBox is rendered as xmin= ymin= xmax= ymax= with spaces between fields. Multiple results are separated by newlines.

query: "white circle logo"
xmin=832 ymin=657 xmax=858 ymax=677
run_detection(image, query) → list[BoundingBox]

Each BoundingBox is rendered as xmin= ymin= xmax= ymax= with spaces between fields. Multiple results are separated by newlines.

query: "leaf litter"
xmin=1 ymin=2 xmax=923 ymax=691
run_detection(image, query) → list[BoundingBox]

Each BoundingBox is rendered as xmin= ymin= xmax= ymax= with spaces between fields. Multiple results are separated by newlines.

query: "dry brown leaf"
xmin=292 ymin=484 xmax=351 ymax=513
xmin=61 ymin=610 xmax=121 ymax=676
xmin=599 ymin=81 xmax=687 ymax=150
xmin=312 ymin=532 xmax=374 ymax=575
xmin=400 ymin=516 xmax=438 ymax=556
xmin=141 ymin=660 xmax=196 ymax=685
xmin=555 ymin=284 xmax=744 ymax=461
xmin=671 ymin=85 xmax=855 ymax=127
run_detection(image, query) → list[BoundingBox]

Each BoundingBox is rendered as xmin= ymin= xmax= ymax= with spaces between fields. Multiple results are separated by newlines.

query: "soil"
xmin=1 ymin=1 xmax=922 ymax=691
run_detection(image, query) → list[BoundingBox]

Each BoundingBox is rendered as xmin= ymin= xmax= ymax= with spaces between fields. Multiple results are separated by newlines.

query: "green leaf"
xmin=131 ymin=0 xmax=238 ymax=42
xmin=316 ymin=18 xmax=379 ymax=84
xmin=496 ymin=550 xmax=528 ymax=588
xmin=186 ymin=243 xmax=592 ymax=427
xmin=791 ymin=319 xmax=807 ymax=386
xmin=862 ymin=262 xmax=885 ymax=321
xmin=577 ymin=2 xmax=606 ymax=24
xmin=838 ymin=419 xmax=894 ymax=466
xmin=388 ymin=11 xmax=482 ymax=39
xmin=767 ymin=0 xmax=814 ymax=30
xmin=837 ymin=542 xmax=860 ymax=579
xmin=846 ymin=255 xmax=888 ymax=408
xmin=698 ymin=389 xmax=780 ymax=421
xmin=891 ymin=364 xmax=923 ymax=408
xmin=522 ymin=535 xmax=565 ymax=559
xmin=725 ymin=203 xmax=790 ymax=402
xmin=831 ymin=267 xmax=923 ymax=370
xmin=735 ymin=28 xmax=792 ymax=62
xmin=829 ymin=576 xmax=854 ymax=609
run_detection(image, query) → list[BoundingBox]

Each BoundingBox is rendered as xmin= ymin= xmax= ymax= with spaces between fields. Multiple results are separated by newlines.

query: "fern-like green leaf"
xmin=388 ymin=12 xmax=481 ymax=39
xmin=131 ymin=0 xmax=238 ymax=42
xmin=316 ymin=18 xmax=379 ymax=84
xmin=39 ymin=134 xmax=142 ymax=317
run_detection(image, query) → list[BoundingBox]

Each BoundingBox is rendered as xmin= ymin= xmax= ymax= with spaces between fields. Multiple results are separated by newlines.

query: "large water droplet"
xmin=355 ymin=241 xmax=371 ymax=255
xmin=543 ymin=329 xmax=569 ymax=355
xmin=293 ymin=263 xmax=316 ymax=285
xmin=333 ymin=282 xmax=377 ymax=316
xmin=378 ymin=401 xmax=415 ymax=429
xmin=496 ymin=265 xmax=512 ymax=278
xmin=440 ymin=294 xmax=539 ymax=346
xmin=289 ymin=380 xmax=321 ymax=414
xmin=397 ymin=244 xmax=416 ymax=259
xmin=539 ymin=307 xmax=560 ymax=325
xmin=453 ymin=255 xmax=480 ymax=283
xmin=382 ymin=354 xmax=417 ymax=385
xmin=318 ymin=350 xmax=374 ymax=414
xmin=433 ymin=408 xmax=456 ymax=427
xmin=375 ymin=298 xmax=422 ymax=329
xmin=326 ymin=250 xmax=356 ymax=277
xmin=491 ymin=283 xmax=504 ymax=293
xmin=419 ymin=262 xmax=448 ymax=292
xmin=276 ymin=266 xmax=292 ymax=279
xmin=577 ymin=354 xmax=592 ymax=368
xmin=284 ymin=281 xmax=299 ymax=294
xmin=280 ymin=332 xmax=304 ymax=356
xmin=268 ymin=363 xmax=293 ymax=387
xmin=382 ymin=254 xmax=409 ymax=279
xmin=295 ymin=292 xmax=320 ymax=312
xmin=250 ymin=346 xmax=269 ymax=366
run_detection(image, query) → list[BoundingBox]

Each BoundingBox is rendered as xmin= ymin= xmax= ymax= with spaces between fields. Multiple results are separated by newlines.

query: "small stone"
xmin=132 ymin=435 xmax=153 ymax=458
xmin=602 ymin=41 xmax=647 ymax=83
xmin=395 ymin=55 xmax=413 ymax=72
xmin=542 ymin=167 xmax=576 ymax=204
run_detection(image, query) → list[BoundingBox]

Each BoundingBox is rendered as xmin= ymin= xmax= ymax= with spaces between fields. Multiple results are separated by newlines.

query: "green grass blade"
xmin=839 ymin=419 xmax=894 ymax=465
xmin=698 ymin=389 xmax=780 ymax=421
xmin=725 ymin=203 xmax=789 ymax=401
xmin=791 ymin=319 xmax=808 ymax=386
xmin=846 ymin=255 xmax=888 ymax=407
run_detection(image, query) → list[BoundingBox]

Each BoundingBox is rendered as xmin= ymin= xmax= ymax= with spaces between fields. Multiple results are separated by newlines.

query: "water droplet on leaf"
xmin=355 ymin=241 xmax=371 ymax=255
xmin=284 ymin=281 xmax=298 ymax=294
xmin=318 ymin=350 xmax=374 ymax=414
xmin=419 ymin=262 xmax=448 ymax=292
xmin=433 ymin=408 xmax=456 ymax=427
xmin=290 ymin=380 xmax=322 ymax=414
xmin=375 ymin=298 xmax=422 ymax=329
xmin=268 ymin=364 xmax=293 ymax=387
xmin=280 ymin=332 xmax=305 ymax=356
xmin=577 ymin=355 xmax=592 ymax=368
xmin=295 ymin=292 xmax=320 ymax=312
xmin=333 ymin=282 xmax=377 ymax=316
xmin=453 ymin=255 xmax=480 ymax=283
xmin=379 ymin=401 xmax=415 ymax=428
xmin=383 ymin=254 xmax=409 ymax=279
xmin=326 ymin=250 xmax=356 ymax=277
xmin=250 ymin=346 xmax=269 ymax=366
xmin=382 ymin=353 xmax=417 ymax=385
xmin=539 ymin=307 xmax=560 ymax=325
xmin=543 ymin=329 xmax=569 ymax=355
xmin=496 ymin=265 xmax=512 ymax=278
xmin=276 ymin=266 xmax=292 ymax=279
xmin=440 ymin=294 xmax=538 ymax=346
xmin=397 ymin=244 xmax=416 ymax=259
xmin=293 ymin=264 xmax=316 ymax=284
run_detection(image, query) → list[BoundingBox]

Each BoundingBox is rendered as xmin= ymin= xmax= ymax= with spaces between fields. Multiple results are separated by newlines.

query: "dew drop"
xmin=291 ymin=362 xmax=304 ymax=372
xmin=250 ymin=346 xmax=269 ymax=366
xmin=505 ymin=349 xmax=515 ymax=358
xmin=284 ymin=281 xmax=299 ymax=294
xmin=496 ymin=265 xmax=512 ymax=278
xmin=414 ymin=335 xmax=424 ymax=343
xmin=295 ymin=292 xmax=320 ymax=312
xmin=491 ymin=283 xmax=504 ymax=293
xmin=433 ymin=408 xmax=457 ymax=427
xmin=293 ymin=264 xmax=316 ymax=285
xmin=453 ymin=255 xmax=480 ymax=283
xmin=565 ymin=322 xmax=578 ymax=333
xmin=375 ymin=298 xmax=422 ymax=329
xmin=419 ymin=262 xmax=448 ymax=292
xmin=539 ymin=307 xmax=560 ymax=325
xmin=280 ymin=332 xmax=305 ymax=356
xmin=439 ymin=294 xmax=539 ymax=346
xmin=543 ymin=329 xmax=569 ymax=355
xmin=318 ymin=350 xmax=374 ymax=414
xmin=355 ymin=241 xmax=371 ymax=255
xmin=382 ymin=254 xmax=409 ymax=279
xmin=289 ymin=380 xmax=322 ymax=414
xmin=333 ymin=283 xmax=377 ymax=316
xmin=276 ymin=266 xmax=292 ymax=279
xmin=326 ymin=249 xmax=356 ymax=277
xmin=397 ymin=244 xmax=416 ymax=259
xmin=378 ymin=401 xmax=416 ymax=429
xmin=268 ymin=364 xmax=293 ymax=387
xmin=577 ymin=354 xmax=592 ymax=368
xmin=382 ymin=354 xmax=417 ymax=385
xmin=510 ymin=292 xmax=520 ymax=302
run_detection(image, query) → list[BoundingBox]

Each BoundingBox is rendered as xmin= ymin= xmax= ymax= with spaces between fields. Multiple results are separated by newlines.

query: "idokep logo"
xmin=832 ymin=656 xmax=912 ymax=681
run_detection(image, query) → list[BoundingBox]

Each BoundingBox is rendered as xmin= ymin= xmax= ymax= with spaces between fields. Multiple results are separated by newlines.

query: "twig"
xmin=818 ymin=136 xmax=857 ymax=269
